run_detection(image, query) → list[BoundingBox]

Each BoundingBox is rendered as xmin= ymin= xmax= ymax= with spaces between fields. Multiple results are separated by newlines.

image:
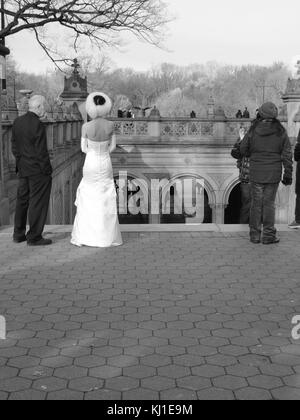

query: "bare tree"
xmin=0 ymin=0 xmax=170 ymax=69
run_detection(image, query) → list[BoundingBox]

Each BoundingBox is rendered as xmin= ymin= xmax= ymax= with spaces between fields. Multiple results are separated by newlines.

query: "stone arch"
xmin=223 ymin=177 xmax=243 ymax=224
xmin=166 ymin=172 xmax=217 ymax=208
xmin=160 ymin=172 xmax=216 ymax=224
xmin=113 ymin=170 xmax=150 ymax=224
xmin=223 ymin=177 xmax=241 ymax=207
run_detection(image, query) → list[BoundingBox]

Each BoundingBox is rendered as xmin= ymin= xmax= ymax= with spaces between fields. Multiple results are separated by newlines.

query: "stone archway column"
xmin=211 ymin=203 xmax=226 ymax=224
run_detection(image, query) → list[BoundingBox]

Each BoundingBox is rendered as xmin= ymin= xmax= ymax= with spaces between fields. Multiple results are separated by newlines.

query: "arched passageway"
xmin=225 ymin=183 xmax=243 ymax=224
xmin=161 ymin=188 xmax=212 ymax=224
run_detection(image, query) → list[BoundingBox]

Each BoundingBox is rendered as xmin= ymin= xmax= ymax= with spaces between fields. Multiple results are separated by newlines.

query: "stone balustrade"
xmin=111 ymin=116 xmax=289 ymax=144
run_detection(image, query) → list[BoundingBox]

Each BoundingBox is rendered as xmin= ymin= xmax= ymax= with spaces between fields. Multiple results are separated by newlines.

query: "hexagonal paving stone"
xmin=74 ymin=355 xmax=105 ymax=368
xmin=187 ymin=345 xmax=217 ymax=357
xmin=271 ymin=386 xmax=300 ymax=400
xmin=140 ymin=355 xmax=172 ymax=368
xmin=19 ymin=366 xmax=54 ymax=380
xmin=213 ymin=375 xmax=247 ymax=390
xmin=0 ymin=378 xmax=32 ymax=393
xmin=124 ymin=346 xmax=154 ymax=357
xmin=41 ymin=356 xmax=73 ymax=368
xmin=206 ymin=355 xmax=237 ymax=367
xmin=89 ymin=366 xmax=122 ymax=379
xmin=54 ymin=366 xmax=88 ymax=380
xmin=219 ymin=345 xmax=249 ymax=357
xmin=197 ymin=387 xmax=235 ymax=400
xmin=226 ymin=364 xmax=260 ymax=378
xmin=161 ymin=388 xmax=197 ymax=400
xmin=8 ymin=356 xmax=40 ymax=369
xmin=192 ymin=365 xmax=225 ymax=378
xmin=33 ymin=377 xmax=68 ymax=392
xmin=123 ymin=388 xmax=159 ymax=400
xmin=123 ymin=365 xmax=156 ymax=379
xmin=0 ymin=366 xmax=19 ymax=380
xmin=173 ymin=355 xmax=205 ymax=368
xmin=156 ymin=345 xmax=186 ymax=357
xmin=141 ymin=376 xmax=175 ymax=391
xmin=157 ymin=365 xmax=191 ymax=379
xmin=85 ymin=389 xmax=121 ymax=400
xmin=235 ymin=387 xmax=272 ymax=400
xmin=177 ymin=376 xmax=211 ymax=391
xmin=109 ymin=337 xmax=138 ymax=348
xmin=105 ymin=376 xmax=139 ymax=392
xmin=92 ymin=346 xmax=122 ymax=358
xmin=68 ymin=377 xmax=103 ymax=392
xmin=47 ymin=390 xmax=84 ymax=400
xmin=9 ymin=390 xmax=47 ymax=400
xmin=248 ymin=375 xmax=283 ymax=390
xmin=107 ymin=356 xmax=138 ymax=368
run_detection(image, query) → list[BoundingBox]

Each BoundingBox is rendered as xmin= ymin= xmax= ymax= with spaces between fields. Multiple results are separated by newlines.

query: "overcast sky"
xmin=6 ymin=0 xmax=300 ymax=73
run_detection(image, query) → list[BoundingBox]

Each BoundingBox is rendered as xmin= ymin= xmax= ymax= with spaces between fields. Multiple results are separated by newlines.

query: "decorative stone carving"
xmin=188 ymin=122 xmax=201 ymax=136
xmin=136 ymin=122 xmax=148 ymax=136
xmin=123 ymin=121 xmax=135 ymax=135
xmin=207 ymin=173 xmax=233 ymax=188
xmin=174 ymin=122 xmax=187 ymax=137
xmin=114 ymin=121 xmax=122 ymax=135
xmin=161 ymin=123 xmax=174 ymax=137
xmin=201 ymin=122 xmax=214 ymax=137
xmin=226 ymin=123 xmax=240 ymax=136
xmin=60 ymin=59 xmax=88 ymax=101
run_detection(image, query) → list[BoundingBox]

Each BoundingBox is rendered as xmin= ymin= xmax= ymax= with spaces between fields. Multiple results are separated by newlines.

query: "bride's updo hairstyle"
xmin=86 ymin=92 xmax=112 ymax=119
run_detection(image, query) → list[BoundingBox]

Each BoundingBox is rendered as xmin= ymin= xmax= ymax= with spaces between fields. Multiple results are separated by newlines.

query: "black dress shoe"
xmin=27 ymin=238 xmax=52 ymax=246
xmin=13 ymin=236 xmax=27 ymax=243
xmin=262 ymin=238 xmax=280 ymax=245
xmin=250 ymin=238 xmax=260 ymax=244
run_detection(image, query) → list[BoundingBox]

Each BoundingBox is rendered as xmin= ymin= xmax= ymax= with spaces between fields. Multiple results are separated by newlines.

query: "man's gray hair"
xmin=28 ymin=95 xmax=46 ymax=112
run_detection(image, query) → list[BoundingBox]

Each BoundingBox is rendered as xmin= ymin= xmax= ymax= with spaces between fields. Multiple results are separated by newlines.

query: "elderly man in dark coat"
xmin=289 ymin=131 xmax=300 ymax=229
xmin=11 ymin=95 xmax=53 ymax=246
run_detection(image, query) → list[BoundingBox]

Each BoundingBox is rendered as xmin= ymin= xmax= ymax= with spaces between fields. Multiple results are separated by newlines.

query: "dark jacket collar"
xmin=26 ymin=111 xmax=40 ymax=119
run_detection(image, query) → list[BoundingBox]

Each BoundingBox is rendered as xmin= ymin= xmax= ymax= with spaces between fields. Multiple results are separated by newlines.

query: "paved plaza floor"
xmin=0 ymin=226 xmax=300 ymax=400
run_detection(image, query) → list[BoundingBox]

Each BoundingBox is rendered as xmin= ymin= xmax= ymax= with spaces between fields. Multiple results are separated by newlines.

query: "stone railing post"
xmin=282 ymin=78 xmax=300 ymax=143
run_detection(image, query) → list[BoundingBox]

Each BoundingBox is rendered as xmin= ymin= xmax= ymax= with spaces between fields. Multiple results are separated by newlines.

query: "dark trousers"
xmin=295 ymin=194 xmax=300 ymax=223
xmin=240 ymin=182 xmax=251 ymax=224
xmin=250 ymin=182 xmax=279 ymax=241
xmin=14 ymin=174 xmax=52 ymax=242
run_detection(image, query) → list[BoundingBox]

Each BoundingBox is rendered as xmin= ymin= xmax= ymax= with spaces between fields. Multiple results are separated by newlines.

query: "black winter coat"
xmin=11 ymin=112 xmax=52 ymax=177
xmin=240 ymin=120 xmax=293 ymax=184
xmin=294 ymin=136 xmax=300 ymax=194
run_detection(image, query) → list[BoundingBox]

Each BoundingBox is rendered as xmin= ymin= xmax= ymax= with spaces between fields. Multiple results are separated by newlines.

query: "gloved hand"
xmin=282 ymin=176 xmax=293 ymax=186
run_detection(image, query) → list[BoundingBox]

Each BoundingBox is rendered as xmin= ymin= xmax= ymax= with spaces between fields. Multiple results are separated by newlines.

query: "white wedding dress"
xmin=71 ymin=136 xmax=123 ymax=248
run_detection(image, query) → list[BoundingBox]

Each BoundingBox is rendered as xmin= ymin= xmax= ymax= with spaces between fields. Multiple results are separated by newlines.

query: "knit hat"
xmin=258 ymin=102 xmax=278 ymax=119
xmin=86 ymin=92 xmax=112 ymax=119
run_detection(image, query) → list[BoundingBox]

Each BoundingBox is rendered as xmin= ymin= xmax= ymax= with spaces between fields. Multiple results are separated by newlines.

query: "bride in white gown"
xmin=71 ymin=92 xmax=123 ymax=248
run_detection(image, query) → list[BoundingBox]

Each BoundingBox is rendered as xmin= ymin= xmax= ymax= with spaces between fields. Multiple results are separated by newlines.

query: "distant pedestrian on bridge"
xmin=242 ymin=107 xmax=250 ymax=119
xmin=11 ymin=95 xmax=53 ymax=246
